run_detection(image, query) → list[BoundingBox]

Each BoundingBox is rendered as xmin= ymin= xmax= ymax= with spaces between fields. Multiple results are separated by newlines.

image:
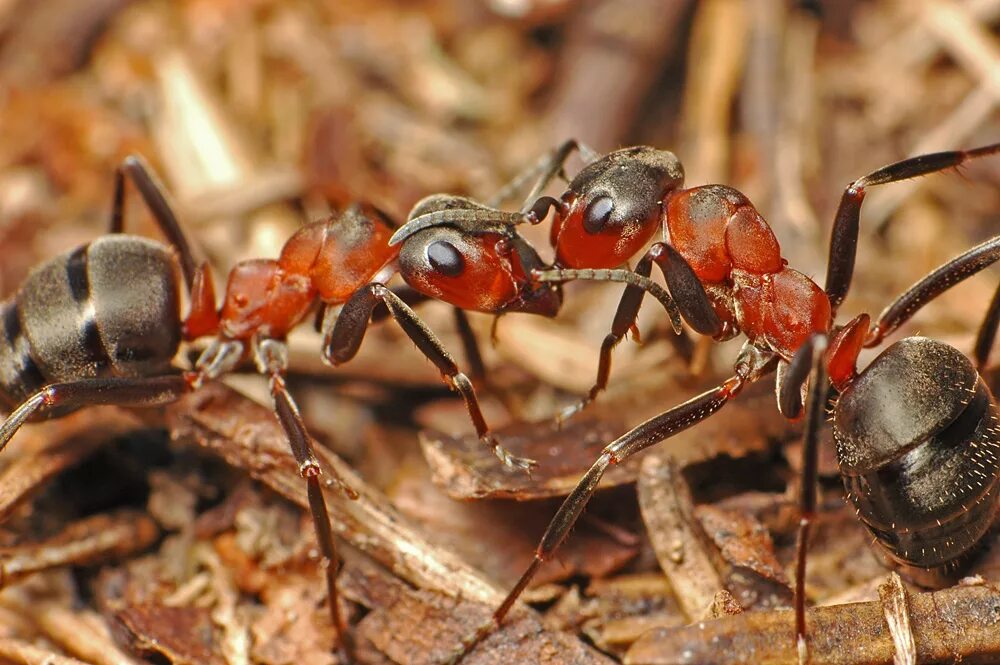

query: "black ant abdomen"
xmin=835 ymin=336 xmax=1000 ymax=587
xmin=0 ymin=235 xmax=182 ymax=415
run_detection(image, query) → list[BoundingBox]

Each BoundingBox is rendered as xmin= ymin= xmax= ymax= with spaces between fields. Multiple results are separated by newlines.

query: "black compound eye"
xmin=427 ymin=240 xmax=465 ymax=277
xmin=583 ymin=195 xmax=614 ymax=234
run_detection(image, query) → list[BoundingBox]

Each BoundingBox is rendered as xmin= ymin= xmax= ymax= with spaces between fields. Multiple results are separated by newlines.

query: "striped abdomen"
xmin=0 ymin=235 xmax=182 ymax=413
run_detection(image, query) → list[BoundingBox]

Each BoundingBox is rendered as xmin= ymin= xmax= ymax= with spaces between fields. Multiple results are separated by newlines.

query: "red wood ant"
xmin=0 ymin=155 xmax=609 ymax=656
xmin=0 ymin=145 xmax=695 ymax=660
xmin=443 ymin=141 xmax=1000 ymax=663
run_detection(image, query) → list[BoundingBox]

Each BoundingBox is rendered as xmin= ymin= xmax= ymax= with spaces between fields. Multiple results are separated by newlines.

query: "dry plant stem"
xmin=545 ymin=0 xmax=693 ymax=150
xmin=773 ymin=8 xmax=820 ymax=235
xmin=168 ymin=381 xmax=506 ymax=606
xmin=152 ymin=50 xmax=257 ymax=203
xmin=0 ymin=637 xmax=91 ymax=665
xmin=865 ymin=0 xmax=1000 ymax=229
xmin=636 ymin=451 xmax=724 ymax=621
xmin=922 ymin=0 xmax=1000 ymax=100
xmin=0 ymin=511 xmax=159 ymax=587
xmin=39 ymin=608 xmax=140 ymax=665
xmin=183 ymin=167 xmax=305 ymax=224
xmin=679 ymin=0 xmax=748 ymax=185
xmin=742 ymin=0 xmax=783 ymax=212
xmin=625 ymin=582 xmax=1000 ymax=665
xmin=878 ymin=574 xmax=916 ymax=665
xmin=0 ymin=590 xmax=140 ymax=665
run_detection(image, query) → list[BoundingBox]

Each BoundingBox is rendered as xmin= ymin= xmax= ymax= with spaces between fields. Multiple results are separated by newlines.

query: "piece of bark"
xmin=340 ymin=554 xmax=614 ymax=665
xmin=166 ymin=381 xmax=504 ymax=606
xmin=637 ymin=451 xmax=725 ymax=621
xmin=709 ymin=589 xmax=744 ymax=618
xmin=114 ymin=604 xmax=225 ymax=665
xmin=695 ymin=504 xmax=792 ymax=610
xmin=0 ymin=510 xmax=158 ymax=587
xmin=579 ymin=573 xmax=687 ymax=657
xmin=168 ymin=382 xmax=614 ymax=662
xmin=391 ymin=471 xmax=639 ymax=588
xmin=625 ymin=581 xmax=1000 ymax=665
xmin=357 ymin=590 xmax=615 ymax=665
xmin=423 ymin=376 xmax=796 ymax=500
xmin=420 ymin=416 xmax=632 ymax=500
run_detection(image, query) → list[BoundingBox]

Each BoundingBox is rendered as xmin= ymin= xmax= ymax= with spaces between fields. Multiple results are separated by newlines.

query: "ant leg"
xmin=0 ymin=375 xmax=197 ymax=455
xmin=182 ymin=262 xmax=221 ymax=340
xmin=974 ymin=279 xmax=1000 ymax=371
xmin=534 ymin=242 xmax=725 ymax=336
xmin=446 ymin=373 xmax=757 ymax=664
xmin=648 ymin=243 xmax=724 ymax=337
xmin=531 ymin=265 xmax=683 ymax=331
xmin=252 ymin=337 xmax=357 ymax=659
xmin=486 ymin=139 xmax=597 ymax=211
xmin=781 ymin=334 xmax=829 ymax=661
xmin=557 ymin=253 xmax=660 ymax=423
xmin=824 ymin=142 xmax=1000 ymax=316
xmin=111 ymin=155 xmax=198 ymax=289
xmin=865 ymin=234 xmax=1000 ymax=348
xmin=324 ymin=284 xmax=537 ymax=472
xmin=452 ymin=308 xmax=488 ymax=388
xmin=451 ymin=308 xmax=528 ymax=418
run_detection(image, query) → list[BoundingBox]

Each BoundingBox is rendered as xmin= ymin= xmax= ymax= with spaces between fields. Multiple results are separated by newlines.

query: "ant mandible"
xmin=442 ymin=140 xmax=1000 ymax=662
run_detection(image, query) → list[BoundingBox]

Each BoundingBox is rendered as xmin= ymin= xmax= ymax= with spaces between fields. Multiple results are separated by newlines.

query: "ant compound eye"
xmin=583 ymin=195 xmax=614 ymax=234
xmin=427 ymin=240 xmax=465 ymax=277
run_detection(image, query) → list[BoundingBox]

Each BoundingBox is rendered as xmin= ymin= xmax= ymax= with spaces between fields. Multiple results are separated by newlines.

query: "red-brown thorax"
xmin=188 ymin=207 xmax=398 ymax=341
xmin=664 ymin=185 xmax=833 ymax=362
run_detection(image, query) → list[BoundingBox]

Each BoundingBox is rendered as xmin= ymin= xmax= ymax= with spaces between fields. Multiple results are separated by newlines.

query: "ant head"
xmin=550 ymin=146 xmax=684 ymax=268
xmin=390 ymin=195 xmax=562 ymax=316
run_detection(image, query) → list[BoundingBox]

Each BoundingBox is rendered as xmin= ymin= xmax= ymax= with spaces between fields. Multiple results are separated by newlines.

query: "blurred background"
xmin=0 ymin=0 xmax=998 ymax=663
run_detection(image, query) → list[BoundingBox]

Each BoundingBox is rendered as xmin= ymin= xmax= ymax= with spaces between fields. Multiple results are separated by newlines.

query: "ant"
xmin=441 ymin=140 xmax=1000 ymax=663
xmin=0 ymin=153 xmax=683 ymax=658
xmin=389 ymin=142 xmax=696 ymax=416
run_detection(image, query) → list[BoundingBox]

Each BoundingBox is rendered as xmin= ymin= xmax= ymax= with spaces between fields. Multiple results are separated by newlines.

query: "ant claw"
xmin=556 ymin=396 xmax=592 ymax=427
xmin=490 ymin=439 xmax=538 ymax=474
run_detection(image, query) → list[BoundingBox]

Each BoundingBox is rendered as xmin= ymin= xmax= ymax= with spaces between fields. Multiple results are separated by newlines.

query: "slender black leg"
xmin=865 ymin=235 xmax=1000 ymax=348
xmin=445 ymin=352 xmax=797 ymax=665
xmin=0 ymin=375 xmax=197 ymax=456
xmin=485 ymin=139 xmax=598 ymax=211
xmin=451 ymin=307 xmax=526 ymax=417
xmin=824 ymin=143 xmax=1000 ymax=316
xmin=446 ymin=379 xmax=744 ymax=663
xmin=648 ymin=243 xmax=724 ymax=337
xmin=444 ymin=344 xmax=776 ymax=663
xmin=782 ymin=334 xmax=829 ymax=661
xmin=452 ymin=308 xmax=488 ymax=387
xmin=323 ymin=283 xmax=536 ymax=472
xmin=974 ymin=278 xmax=1000 ymax=371
xmin=252 ymin=337 xmax=357 ymax=660
xmin=557 ymin=253 xmax=660 ymax=423
xmin=111 ymin=154 xmax=198 ymax=289
xmin=531 ymin=265 xmax=683 ymax=332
